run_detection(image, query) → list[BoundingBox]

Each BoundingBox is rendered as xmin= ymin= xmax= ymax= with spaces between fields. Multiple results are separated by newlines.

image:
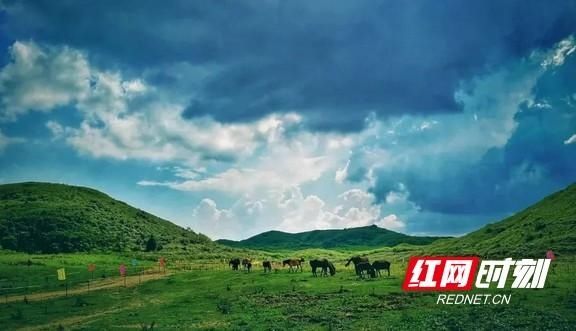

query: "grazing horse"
xmin=241 ymin=258 xmax=252 ymax=272
xmin=229 ymin=258 xmax=241 ymax=271
xmin=310 ymin=259 xmax=336 ymax=277
xmin=372 ymin=260 xmax=391 ymax=277
xmin=283 ymin=258 xmax=305 ymax=272
xmin=263 ymin=261 xmax=272 ymax=273
xmin=356 ymin=262 xmax=376 ymax=279
xmin=345 ymin=256 xmax=369 ymax=276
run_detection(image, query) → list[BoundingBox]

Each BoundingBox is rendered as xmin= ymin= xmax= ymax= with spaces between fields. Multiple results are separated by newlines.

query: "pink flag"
xmin=119 ymin=264 xmax=126 ymax=276
xmin=546 ymin=250 xmax=555 ymax=260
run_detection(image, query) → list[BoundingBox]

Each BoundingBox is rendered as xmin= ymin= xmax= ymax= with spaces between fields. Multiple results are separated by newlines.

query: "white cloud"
xmin=540 ymin=36 xmax=576 ymax=68
xmin=564 ymin=134 xmax=576 ymax=145
xmin=139 ymin=128 xmax=354 ymax=196
xmin=189 ymin=186 xmax=405 ymax=240
xmin=375 ymin=214 xmax=405 ymax=231
xmin=0 ymin=41 xmax=308 ymax=166
xmin=0 ymin=41 xmax=90 ymax=120
xmin=334 ymin=159 xmax=350 ymax=184
xmin=0 ymin=129 xmax=25 ymax=152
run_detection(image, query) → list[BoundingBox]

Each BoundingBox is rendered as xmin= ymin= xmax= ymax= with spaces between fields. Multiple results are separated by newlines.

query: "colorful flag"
xmin=546 ymin=250 xmax=556 ymax=260
xmin=119 ymin=264 xmax=126 ymax=276
xmin=159 ymin=257 xmax=166 ymax=267
xmin=57 ymin=268 xmax=66 ymax=281
xmin=88 ymin=264 xmax=96 ymax=272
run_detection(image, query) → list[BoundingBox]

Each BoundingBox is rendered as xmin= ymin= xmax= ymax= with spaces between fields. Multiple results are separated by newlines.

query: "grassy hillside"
xmin=0 ymin=182 xmax=210 ymax=253
xmin=431 ymin=182 xmax=576 ymax=257
xmin=217 ymin=225 xmax=446 ymax=250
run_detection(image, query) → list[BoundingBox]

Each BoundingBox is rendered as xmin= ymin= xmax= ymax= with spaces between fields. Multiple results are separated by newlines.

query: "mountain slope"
xmin=217 ymin=225 xmax=446 ymax=250
xmin=0 ymin=182 xmax=210 ymax=253
xmin=431 ymin=182 xmax=576 ymax=256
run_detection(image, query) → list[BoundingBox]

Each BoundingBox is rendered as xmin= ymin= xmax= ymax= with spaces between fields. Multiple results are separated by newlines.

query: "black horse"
xmin=263 ymin=261 xmax=272 ymax=273
xmin=310 ymin=259 xmax=336 ymax=277
xmin=242 ymin=258 xmax=252 ymax=272
xmin=356 ymin=262 xmax=376 ymax=279
xmin=229 ymin=258 xmax=241 ymax=271
xmin=345 ymin=256 xmax=369 ymax=276
xmin=372 ymin=260 xmax=391 ymax=277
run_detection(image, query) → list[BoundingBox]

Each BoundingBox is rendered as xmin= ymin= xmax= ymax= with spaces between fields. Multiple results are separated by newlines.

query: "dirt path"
xmin=16 ymin=305 xmax=135 ymax=331
xmin=1 ymin=270 xmax=171 ymax=304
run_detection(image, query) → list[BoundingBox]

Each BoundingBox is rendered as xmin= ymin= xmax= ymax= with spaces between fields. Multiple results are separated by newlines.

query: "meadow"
xmin=1 ymin=248 xmax=575 ymax=330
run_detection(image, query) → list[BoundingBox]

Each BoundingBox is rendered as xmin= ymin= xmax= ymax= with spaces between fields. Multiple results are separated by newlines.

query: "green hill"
xmin=431 ymin=182 xmax=576 ymax=257
xmin=217 ymin=225 xmax=446 ymax=250
xmin=0 ymin=182 xmax=210 ymax=253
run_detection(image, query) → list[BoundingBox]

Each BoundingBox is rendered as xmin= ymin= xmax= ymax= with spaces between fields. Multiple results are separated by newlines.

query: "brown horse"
xmin=262 ymin=261 xmax=272 ymax=273
xmin=345 ymin=256 xmax=369 ymax=276
xmin=372 ymin=260 xmax=391 ymax=277
xmin=283 ymin=258 xmax=304 ymax=272
xmin=310 ymin=259 xmax=336 ymax=277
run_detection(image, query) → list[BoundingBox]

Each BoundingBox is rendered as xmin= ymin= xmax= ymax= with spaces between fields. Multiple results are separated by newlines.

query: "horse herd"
xmin=228 ymin=256 xmax=391 ymax=279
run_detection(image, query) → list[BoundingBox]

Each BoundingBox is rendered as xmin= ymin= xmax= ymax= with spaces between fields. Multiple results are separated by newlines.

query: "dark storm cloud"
xmin=2 ymin=0 xmax=576 ymax=131
xmin=369 ymin=53 xmax=576 ymax=216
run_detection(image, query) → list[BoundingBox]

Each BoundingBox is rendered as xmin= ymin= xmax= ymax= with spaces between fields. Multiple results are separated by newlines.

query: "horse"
xmin=241 ymin=258 xmax=252 ymax=272
xmin=283 ymin=258 xmax=305 ymax=272
xmin=310 ymin=259 xmax=336 ymax=277
xmin=262 ymin=261 xmax=272 ymax=273
xmin=372 ymin=260 xmax=391 ymax=277
xmin=345 ymin=256 xmax=369 ymax=276
xmin=356 ymin=262 xmax=376 ymax=279
xmin=229 ymin=258 xmax=241 ymax=271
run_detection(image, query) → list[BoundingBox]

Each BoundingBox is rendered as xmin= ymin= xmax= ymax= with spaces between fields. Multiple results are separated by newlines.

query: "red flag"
xmin=546 ymin=250 xmax=555 ymax=260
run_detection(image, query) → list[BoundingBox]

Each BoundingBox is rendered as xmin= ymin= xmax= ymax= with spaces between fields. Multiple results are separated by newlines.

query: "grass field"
xmin=1 ymin=249 xmax=575 ymax=330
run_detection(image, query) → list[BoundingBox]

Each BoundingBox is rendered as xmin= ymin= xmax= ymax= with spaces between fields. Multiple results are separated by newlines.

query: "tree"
xmin=145 ymin=235 xmax=157 ymax=252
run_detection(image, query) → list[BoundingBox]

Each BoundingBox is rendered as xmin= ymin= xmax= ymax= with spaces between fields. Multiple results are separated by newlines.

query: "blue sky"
xmin=0 ymin=1 xmax=575 ymax=240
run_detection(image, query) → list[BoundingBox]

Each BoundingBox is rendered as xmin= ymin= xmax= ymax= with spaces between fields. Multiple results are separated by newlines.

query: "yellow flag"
xmin=57 ymin=268 xmax=66 ymax=281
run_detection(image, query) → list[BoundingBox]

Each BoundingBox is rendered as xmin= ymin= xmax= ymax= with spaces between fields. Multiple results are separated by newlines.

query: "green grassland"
xmin=1 ymin=182 xmax=575 ymax=329
xmin=0 ymin=182 xmax=210 ymax=253
xmin=429 ymin=183 xmax=576 ymax=257
xmin=0 ymin=249 xmax=575 ymax=330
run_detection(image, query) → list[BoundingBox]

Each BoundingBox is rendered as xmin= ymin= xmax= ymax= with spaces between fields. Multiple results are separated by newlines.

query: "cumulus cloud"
xmin=0 ymin=41 xmax=305 ymax=165
xmin=0 ymin=41 xmax=90 ymax=120
xmin=63 ymin=106 xmax=303 ymax=164
xmin=189 ymin=187 xmax=404 ymax=240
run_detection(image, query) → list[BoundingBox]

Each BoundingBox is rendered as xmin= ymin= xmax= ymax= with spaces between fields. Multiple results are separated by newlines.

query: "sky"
xmin=0 ymin=1 xmax=575 ymax=240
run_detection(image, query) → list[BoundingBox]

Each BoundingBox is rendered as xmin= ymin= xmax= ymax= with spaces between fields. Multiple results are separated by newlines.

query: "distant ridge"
xmin=217 ymin=225 xmax=446 ymax=250
xmin=0 ymin=182 xmax=211 ymax=253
